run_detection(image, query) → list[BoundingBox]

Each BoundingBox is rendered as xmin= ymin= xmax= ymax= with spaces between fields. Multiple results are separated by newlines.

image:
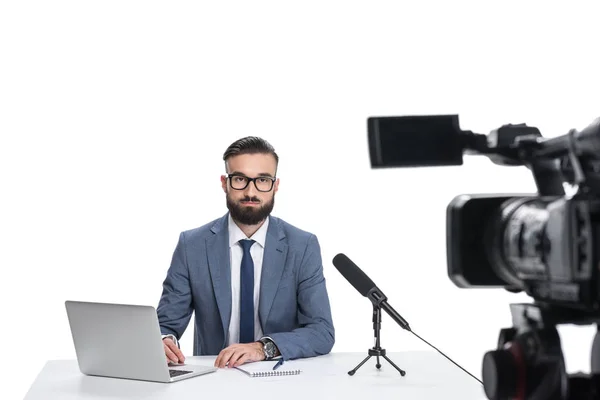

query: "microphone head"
xmin=332 ymin=253 xmax=376 ymax=297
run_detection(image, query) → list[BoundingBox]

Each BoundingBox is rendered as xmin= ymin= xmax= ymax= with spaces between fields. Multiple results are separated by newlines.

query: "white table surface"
xmin=24 ymin=351 xmax=487 ymax=400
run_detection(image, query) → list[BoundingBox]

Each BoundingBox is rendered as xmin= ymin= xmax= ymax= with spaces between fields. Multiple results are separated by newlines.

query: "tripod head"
xmin=483 ymin=303 xmax=600 ymax=400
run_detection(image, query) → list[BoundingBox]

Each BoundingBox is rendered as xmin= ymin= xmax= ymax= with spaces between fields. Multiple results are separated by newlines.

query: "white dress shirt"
xmin=226 ymin=214 xmax=268 ymax=346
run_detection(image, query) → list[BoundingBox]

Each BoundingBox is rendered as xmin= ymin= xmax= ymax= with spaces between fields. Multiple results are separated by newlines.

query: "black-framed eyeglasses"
xmin=227 ymin=174 xmax=276 ymax=192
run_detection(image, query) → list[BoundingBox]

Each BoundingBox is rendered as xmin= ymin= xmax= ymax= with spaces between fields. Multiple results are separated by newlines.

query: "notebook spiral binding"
xmin=251 ymin=369 xmax=301 ymax=377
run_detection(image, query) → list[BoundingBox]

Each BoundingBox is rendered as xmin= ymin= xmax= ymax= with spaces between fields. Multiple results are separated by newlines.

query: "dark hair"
xmin=223 ymin=136 xmax=279 ymax=166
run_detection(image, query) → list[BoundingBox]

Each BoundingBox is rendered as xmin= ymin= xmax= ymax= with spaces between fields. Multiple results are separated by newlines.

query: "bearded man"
xmin=156 ymin=136 xmax=335 ymax=369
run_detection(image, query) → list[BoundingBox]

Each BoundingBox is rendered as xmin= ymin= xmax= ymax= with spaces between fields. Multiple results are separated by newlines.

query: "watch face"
xmin=264 ymin=341 xmax=276 ymax=357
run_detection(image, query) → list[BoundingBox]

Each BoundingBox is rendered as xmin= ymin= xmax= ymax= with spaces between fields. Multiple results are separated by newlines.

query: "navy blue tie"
xmin=239 ymin=239 xmax=255 ymax=343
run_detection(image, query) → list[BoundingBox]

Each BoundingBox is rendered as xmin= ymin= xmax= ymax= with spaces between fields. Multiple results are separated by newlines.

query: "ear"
xmin=274 ymin=178 xmax=280 ymax=194
xmin=221 ymin=175 xmax=228 ymax=193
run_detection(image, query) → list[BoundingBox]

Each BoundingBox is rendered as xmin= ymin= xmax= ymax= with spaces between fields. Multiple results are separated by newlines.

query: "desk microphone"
xmin=332 ymin=253 xmax=483 ymax=385
xmin=332 ymin=253 xmax=411 ymax=331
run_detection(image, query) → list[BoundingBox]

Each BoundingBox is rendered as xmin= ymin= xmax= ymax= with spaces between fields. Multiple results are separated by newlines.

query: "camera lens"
xmin=485 ymin=197 xmax=553 ymax=288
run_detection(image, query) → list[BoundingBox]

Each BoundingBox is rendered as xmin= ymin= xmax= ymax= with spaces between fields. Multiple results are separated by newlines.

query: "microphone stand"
xmin=348 ymin=304 xmax=406 ymax=376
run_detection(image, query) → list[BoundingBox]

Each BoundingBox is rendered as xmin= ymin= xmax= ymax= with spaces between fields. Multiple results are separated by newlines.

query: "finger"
xmin=214 ymin=345 xmax=240 ymax=367
xmin=165 ymin=341 xmax=185 ymax=363
xmin=231 ymin=353 xmax=251 ymax=368
xmin=218 ymin=349 xmax=235 ymax=368
xmin=228 ymin=349 xmax=246 ymax=368
xmin=214 ymin=347 xmax=227 ymax=368
xmin=163 ymin=343 xmax=180 ymax=364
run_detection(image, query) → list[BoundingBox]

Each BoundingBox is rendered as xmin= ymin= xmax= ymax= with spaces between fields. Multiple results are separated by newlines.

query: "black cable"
xmin=409 ymin=330 xmax=483 ymax=385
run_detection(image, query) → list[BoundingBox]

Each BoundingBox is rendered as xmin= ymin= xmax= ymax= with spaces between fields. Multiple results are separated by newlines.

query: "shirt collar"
xmin=228 ymin=214 xmax=269 ymax=248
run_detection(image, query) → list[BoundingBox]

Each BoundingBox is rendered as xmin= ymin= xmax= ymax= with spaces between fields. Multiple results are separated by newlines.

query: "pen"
xmin=273 ymin=359 xmax=284 ymax=370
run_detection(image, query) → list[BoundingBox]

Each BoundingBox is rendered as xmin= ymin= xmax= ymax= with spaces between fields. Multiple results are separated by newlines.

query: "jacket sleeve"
xmin=156 ymin=232 xmax=194 ymax=340
xmin=268 ymin=234 xmax=335 ymax=360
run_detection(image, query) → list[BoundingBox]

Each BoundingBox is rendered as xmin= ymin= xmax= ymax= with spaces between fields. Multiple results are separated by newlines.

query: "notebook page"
xmin=235 ymin=361 xmax=301 ymax=377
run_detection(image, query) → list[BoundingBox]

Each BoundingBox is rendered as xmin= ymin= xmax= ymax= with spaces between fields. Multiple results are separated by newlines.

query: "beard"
xmin=226 ymin=194 xmax=275 ymax=225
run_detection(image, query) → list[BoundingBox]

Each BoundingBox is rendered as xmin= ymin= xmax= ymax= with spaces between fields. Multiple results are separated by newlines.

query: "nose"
xmin=244 ymin=180 xmax=258 ymax=198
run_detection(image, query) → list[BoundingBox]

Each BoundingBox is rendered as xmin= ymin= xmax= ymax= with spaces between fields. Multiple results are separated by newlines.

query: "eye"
xmin=258 ymin=178 xmax=269 ymax=183
xmin=234 ymin=176 xmax=247 ymax=183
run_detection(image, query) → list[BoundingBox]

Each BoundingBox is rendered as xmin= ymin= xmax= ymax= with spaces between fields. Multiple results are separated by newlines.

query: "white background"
xmin=2 ymin=1 xmax=600 ymax=398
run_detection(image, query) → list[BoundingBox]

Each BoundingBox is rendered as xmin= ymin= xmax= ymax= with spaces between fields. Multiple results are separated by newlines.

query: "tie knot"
xmin=239 ymin=239 xmax=255 ymax=252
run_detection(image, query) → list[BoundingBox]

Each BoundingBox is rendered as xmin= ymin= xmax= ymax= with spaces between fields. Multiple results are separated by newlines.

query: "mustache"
xmin=240 ymin=196 xmax=260 ymax=203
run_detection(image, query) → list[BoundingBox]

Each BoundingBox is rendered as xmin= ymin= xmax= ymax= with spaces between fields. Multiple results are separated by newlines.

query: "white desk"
xmin=24 ymin=351 xmax=487 ymax=399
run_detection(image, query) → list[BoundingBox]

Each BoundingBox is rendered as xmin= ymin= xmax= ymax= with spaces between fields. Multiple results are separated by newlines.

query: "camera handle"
xmin=347 ymin=304 xmax=406 ymax=377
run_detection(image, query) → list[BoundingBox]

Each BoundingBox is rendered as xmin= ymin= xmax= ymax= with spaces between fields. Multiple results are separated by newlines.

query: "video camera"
xmin=367 ymin=114 xmax=600 ymax=400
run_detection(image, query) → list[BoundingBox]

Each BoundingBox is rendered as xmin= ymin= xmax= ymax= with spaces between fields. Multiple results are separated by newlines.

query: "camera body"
xmin=368 ymin=113 xmax=600 ymax=310
xmin=447 ymin=193 xmax=600 ymax=311
xmin=367 ymin=114 xmax=600 ymax=399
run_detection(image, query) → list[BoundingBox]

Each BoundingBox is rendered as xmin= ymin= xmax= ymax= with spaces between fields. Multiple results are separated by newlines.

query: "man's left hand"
xmin=214 ymin=342 xmax=265 ymax=368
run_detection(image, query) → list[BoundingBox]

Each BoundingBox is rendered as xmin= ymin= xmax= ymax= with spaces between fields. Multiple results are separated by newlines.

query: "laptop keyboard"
xmin=169 ymin=369 xmax=193 ymax=378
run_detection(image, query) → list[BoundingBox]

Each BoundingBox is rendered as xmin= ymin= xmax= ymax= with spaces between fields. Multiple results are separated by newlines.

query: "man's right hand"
xmin=163 ymin=338 xmax=185 ymax=364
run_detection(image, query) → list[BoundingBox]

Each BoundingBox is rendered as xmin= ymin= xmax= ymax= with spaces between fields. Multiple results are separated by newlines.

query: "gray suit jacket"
xmin=156 ymin=213 xmax=335 ymax=360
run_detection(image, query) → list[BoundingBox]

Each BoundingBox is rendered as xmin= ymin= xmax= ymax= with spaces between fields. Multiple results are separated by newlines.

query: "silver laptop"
xmin=65 ymin=300 xmax=217 ymax=383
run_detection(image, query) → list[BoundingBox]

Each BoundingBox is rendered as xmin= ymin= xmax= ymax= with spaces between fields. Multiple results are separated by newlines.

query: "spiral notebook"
xmin=235 ymin=361 xmax=301 ymax=377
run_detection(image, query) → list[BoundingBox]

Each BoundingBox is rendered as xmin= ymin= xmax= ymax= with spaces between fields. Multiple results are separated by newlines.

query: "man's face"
xmin=221 ymin=153 xmax=279 ymax=225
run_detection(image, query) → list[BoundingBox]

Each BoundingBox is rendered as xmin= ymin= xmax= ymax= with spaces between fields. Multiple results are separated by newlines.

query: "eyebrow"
xmin=229 ymin=171 xmax=275 ymax=178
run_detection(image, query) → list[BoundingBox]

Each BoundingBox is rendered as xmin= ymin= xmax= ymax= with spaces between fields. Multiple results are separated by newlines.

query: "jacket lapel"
xmin=206 ymin=215 xmax=231 ymax=341
xmin=259 ymin=217 xmax=288 ymax=329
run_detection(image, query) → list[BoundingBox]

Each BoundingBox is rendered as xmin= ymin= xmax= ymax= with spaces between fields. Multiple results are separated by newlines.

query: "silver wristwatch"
xmin=259 ymin=338 xmax=277 ymax=360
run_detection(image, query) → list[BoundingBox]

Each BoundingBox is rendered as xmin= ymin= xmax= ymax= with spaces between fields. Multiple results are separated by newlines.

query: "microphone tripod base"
xmin=348 ymin=347 xmax=406 ymax=376
xmin=348 ymin=305 xmax=406 ymax=377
